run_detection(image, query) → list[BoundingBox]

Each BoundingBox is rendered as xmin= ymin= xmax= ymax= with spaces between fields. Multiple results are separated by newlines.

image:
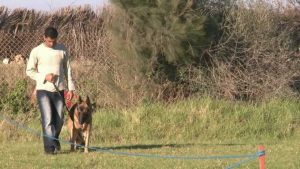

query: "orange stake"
xmin=258 ymin=145 xmax=266 ymax=169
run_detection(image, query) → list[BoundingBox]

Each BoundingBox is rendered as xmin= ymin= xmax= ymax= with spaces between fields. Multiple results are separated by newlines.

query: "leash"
xmin=52 ymin=82 xmax=71 ymax=114
xmin=43 ymin=77 xmax=72 ymax=114
xmin=52 ymin=82 xmax=78 ymax=123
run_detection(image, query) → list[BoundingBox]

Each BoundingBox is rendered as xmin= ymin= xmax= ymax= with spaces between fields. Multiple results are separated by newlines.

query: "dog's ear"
xmin=85 ymin=96 xmax=91 ymax=105
xmin=91 ymin=103 xmax=96 ymax=111
xmin=77 ymin=96 xmax=83 ymax=103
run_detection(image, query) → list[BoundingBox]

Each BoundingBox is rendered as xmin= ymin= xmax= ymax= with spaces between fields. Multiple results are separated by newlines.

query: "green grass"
xmin=0 ymin=96 xmax=300 ymax=168
xmin=0 ymin=138 xmax=299 ymax=169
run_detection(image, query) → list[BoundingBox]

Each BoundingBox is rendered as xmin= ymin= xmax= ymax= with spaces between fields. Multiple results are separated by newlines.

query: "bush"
xmin=1 ymin=79 xmax=30 ymax=114
xmin=202 ymin=0 xmax=300 ymax=100
xmin=0 ymin=79 xmax=9 ymax=111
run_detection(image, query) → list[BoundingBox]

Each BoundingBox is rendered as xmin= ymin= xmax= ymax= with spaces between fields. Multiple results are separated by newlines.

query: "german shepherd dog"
xmin=67 ymin=96 xmax=93 ymax=153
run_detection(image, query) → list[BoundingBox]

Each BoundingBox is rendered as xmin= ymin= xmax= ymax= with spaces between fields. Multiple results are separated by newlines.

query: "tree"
xmin=110 ymin=0 xmax=219 ymax=83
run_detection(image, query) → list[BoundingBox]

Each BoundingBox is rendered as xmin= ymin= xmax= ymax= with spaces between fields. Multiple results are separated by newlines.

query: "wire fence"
xmin=0 ymin=29 xmax=129 ymax=107
xmin=0 ymin=30 xmax=112 ymax=63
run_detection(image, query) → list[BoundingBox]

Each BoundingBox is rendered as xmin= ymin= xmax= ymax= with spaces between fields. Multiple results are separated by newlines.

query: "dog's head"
xmin=76 ymin=96 xmax=93 ymax=125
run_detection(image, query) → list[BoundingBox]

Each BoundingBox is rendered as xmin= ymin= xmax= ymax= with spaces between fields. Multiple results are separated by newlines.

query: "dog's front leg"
xmin=70 ymin=128 xmax=75 ymax=152
xmin=84 ymin=124 xmax=91 ymax=153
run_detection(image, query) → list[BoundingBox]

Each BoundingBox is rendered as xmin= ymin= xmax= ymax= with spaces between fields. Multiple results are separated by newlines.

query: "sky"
xmin=0 ymin=0 xmax=294 ymax=12
xmin=0 ymin=0 xmax=109 ymax=12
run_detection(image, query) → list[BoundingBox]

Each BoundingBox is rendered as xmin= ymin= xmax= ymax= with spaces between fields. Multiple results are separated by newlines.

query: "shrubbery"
xmin=0 ymin=0 xmax=299 ymax=107
xmin=0 ymin=79 xmax=30 ymax=114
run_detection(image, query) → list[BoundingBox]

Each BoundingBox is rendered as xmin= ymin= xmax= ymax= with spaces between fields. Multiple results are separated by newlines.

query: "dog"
xmin=67 ymin=96 xmax=93 ymax=153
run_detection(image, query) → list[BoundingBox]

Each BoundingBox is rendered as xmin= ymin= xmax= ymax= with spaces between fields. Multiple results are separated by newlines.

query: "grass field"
xmin=0 ymin=136 xmax=299 ymax=169
xmin=1 ymin=97 xmax=300 ymax=168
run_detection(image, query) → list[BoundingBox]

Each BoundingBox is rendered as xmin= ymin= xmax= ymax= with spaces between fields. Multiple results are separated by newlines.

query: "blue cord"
xmin=226 ymin=150 xmax=265 ymax=169
xmin=0 ymin=114 xmax=262 ymax=168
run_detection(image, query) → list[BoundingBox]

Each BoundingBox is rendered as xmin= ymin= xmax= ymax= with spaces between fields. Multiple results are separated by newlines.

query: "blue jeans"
xmin=36 ymin=90 xmax=64 ymax=153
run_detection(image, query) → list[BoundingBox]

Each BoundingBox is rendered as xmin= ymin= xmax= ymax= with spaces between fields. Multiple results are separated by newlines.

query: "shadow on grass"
xmin=53 ymin=142 xmax=248 ymax=155
xmin=56 ymin=150 xmax=72 ymax=154
xmin=88 ymin=142 xmax=247 ymax=152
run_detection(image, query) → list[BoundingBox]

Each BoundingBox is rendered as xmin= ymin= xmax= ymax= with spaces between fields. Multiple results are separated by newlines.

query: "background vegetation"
xmin=0 ymin=0 xmax=299 ymax=107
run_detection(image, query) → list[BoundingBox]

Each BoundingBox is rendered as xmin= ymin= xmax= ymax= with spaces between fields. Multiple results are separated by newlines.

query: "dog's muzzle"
xmin=78 ymin=113 xmax=89 ymax=125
